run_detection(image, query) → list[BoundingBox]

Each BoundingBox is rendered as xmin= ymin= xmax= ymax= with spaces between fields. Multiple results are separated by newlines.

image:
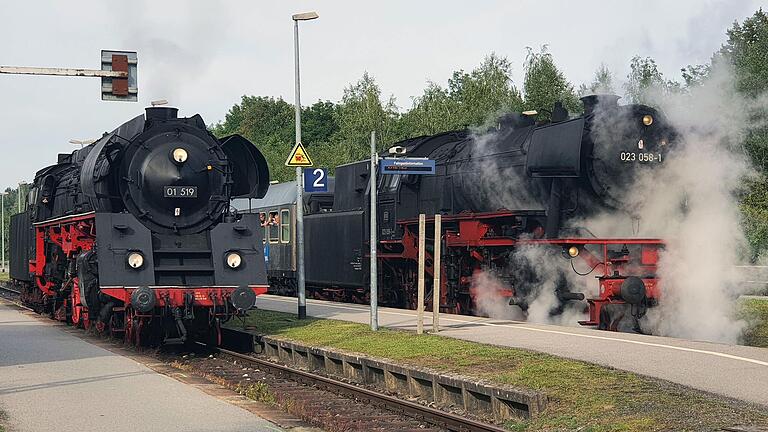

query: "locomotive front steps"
xmin=259 ymin=336 xmax=547 ymax=421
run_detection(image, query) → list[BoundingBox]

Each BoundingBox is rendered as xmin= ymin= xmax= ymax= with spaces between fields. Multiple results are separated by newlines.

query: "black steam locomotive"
xmin=9 ymin=106 xmax=270 ymax=345
xmin=243 ymin=95 xmax=674 ymax=330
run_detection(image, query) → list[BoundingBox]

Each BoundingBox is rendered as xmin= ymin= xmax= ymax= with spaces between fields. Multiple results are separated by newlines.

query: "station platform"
xmin=256 ymin=294 xmax=768 ymax=407
xmin=0 ymin=301 xmax=285 ymax=432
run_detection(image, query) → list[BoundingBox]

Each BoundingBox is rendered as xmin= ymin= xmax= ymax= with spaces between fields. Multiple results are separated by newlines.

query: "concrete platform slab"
xmin=0 ymin=302 xmax=285 ymax=432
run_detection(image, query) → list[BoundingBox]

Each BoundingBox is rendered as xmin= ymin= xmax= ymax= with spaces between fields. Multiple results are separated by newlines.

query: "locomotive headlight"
xmin=226 ymin=251 xmax=243 ymax=269
xmin=567 ymin=246 xmax=580 ymax=258
xmin=642 ymin=115 xmax=653 ymax=126
xmin=127 ymin=252 xmax=145 ymax=269
xmin=172 ymin=148 xmax=188 ymax=163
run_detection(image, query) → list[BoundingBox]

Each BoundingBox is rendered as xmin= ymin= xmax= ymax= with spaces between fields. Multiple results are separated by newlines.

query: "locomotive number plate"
xmin=164 ymin=186 xmax=198 ymax=198
xmin=620 ymin=152 xmax=663 ymax=163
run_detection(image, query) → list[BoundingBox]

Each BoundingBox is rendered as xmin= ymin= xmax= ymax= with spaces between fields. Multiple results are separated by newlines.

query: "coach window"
xmin=280 ymin=209 xmax=291 ymax=243
xmin=268 ymin=211 xmax=279 ymax=243
xmin=259 ymin=212 xmax=267 ymax=244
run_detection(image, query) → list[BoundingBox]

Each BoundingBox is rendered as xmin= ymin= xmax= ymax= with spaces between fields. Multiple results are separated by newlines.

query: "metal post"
xmin=17 ymin=184 xmax=22 ymax=213
xmin=1 ymin=193 xmax=4 ymax=273
xmin=432 ymin=214 xmax=441 ymax=332
xmin=416 ymin=214 xmax=426 ymax=334
xmin=370 ymin=131 xmax=378 ymax=331
xmin=293 ymin=19 xmax=307 ymax=319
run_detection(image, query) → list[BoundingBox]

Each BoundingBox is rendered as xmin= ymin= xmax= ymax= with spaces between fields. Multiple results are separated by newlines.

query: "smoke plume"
xmin=628 ymin=64 xmax=757 ymax=342
xmin=469 ymin=62 xmax=765 ymax=344
xmin=579 ymin=62 xmax=762 ymax=343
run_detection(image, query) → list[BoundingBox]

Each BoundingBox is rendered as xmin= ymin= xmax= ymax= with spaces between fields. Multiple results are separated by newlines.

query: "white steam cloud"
xmin=469 ymin=62 xmax=765 ymax=344
xmin=623 ymin=64 xmax=757 ymax=342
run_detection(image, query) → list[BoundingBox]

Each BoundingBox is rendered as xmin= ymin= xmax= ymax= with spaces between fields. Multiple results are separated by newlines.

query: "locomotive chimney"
xmin=145 ymin=107 xmax=179 ymax=121
xmin=580 ymin=94 xmax=620 ymax=115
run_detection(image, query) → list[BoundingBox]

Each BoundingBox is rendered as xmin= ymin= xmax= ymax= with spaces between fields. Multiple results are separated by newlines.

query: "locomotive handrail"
xmin=32 ymin=211 xmax=96 ymax=226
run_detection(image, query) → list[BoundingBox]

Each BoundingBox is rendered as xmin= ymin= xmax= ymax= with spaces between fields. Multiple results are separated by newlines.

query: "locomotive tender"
xmin=9 ymin=106 xmax=270 ymax=345
xmin=244 ymin=95 xmax=675 ymax=330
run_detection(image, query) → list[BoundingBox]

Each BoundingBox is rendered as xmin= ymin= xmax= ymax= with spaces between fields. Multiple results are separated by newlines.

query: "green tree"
xmin=332 ymin=72 xmax=401 ymax=159
xmin=402 ymin=82 xmax=456 ymax=136
xmin=720 ymin=8 xmax=768 ymax=96
xmin=302 ymin=101 xmax=340 ymax=146
xmin=623 ymin=56 xmax=666 ymax=104
xmin=211 ymin=96 xmax=343 ymax=182
xmin=522 ymin=46 xmax=581 ymax=120
xmin=403 ymin=53 xmax=523 ymax=135
xmin=1 ymin=186 xmax=26 ymax=270
xmin=211 ymin=95 xmax=295 ymax=181
xmin=720 ymin=9 xmax=768 ymax=173
xmin=680 ymin=64 xmax=710 ymax=89
xmin=578 ymin=63 xmax=615 ymax=96
xmin=719 ymin=9 xmax=768 ymax=259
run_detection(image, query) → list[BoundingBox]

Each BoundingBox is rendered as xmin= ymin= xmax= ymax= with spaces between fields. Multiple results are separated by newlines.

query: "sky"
xmin=0 ymin=0 xmax=763 ymax=188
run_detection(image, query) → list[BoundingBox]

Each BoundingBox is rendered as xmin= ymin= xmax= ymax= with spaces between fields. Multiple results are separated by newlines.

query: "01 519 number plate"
xmin=164 ymin=186 xmax=198 ymax=198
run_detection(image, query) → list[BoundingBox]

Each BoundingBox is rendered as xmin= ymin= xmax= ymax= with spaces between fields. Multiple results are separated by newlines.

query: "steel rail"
xmin=212 ymin=343 xmax=508 ymax=432
xmin=0 ymin=283 xmax=20 ymax=295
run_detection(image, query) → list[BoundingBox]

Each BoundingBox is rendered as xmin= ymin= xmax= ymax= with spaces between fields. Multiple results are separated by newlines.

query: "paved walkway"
xmin=257 ymin=294 xmax=768 ymax=407
xmin=0 ymin=302 xmax=284 ymax=432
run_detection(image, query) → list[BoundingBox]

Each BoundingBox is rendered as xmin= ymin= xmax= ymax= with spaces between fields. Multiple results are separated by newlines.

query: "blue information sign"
xmin=304 ymin=167 xmax=329 ymax=192
xmin=380 ymin=158 xmax=435 ymax=175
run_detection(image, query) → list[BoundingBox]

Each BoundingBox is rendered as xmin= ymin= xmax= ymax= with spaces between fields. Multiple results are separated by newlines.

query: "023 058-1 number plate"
xmin=620 ymin=152 xmax=663 ymax=163
xmin=164 ymin=186 xmax=198 ymax=198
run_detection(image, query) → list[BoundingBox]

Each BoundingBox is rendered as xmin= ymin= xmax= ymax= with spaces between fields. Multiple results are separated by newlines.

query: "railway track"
xmin=0 ymin=290 xmax=497 ymax=430
xmin=183 ymin=330 xmax=509 ymax=432
xmin=0 ymin=283 xmax=21 ymax=303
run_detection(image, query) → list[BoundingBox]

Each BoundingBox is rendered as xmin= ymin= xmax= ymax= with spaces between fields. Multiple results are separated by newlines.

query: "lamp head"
xmin=292 ymin=11 xmax=319 ymax=21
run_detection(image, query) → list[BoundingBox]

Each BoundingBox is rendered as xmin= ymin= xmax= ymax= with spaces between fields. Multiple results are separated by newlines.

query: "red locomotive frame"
xmin=26 ymin=211 xmax=267 ymax=344
xmin=378 ymin=211 xmax=661 ymax=327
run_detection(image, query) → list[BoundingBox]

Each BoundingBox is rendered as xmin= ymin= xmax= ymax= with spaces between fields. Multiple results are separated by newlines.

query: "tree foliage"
xmin=404 ymin=53 xmax=523 ymax=135
xmin=623 ymin=56 xmax=667 ymax=104
xmin=211 ymin=96 xmax=341 ymax=182
xmin=721 ymin=8 xmax=768 ymax=96
xmin=333 ymin=72 xmax=401 ymax=161
xmin=579 ymin=64 xmax=615 ymax=96
xmin=1 ymin=186 xmax=26 ymax=267
xmin=522 ymin=46 xmax=581 ymax=120
xmin=720 ymin=9 xmax=768 ymax=174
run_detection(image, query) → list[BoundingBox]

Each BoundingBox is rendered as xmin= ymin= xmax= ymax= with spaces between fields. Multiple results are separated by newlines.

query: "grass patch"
xmin=231 ymin=309 xmax=768 ymax=431
xmin=740 ymin=297 xmax=768 ymax=348
xmin=0 ymin=408 xmax=7 ymax=432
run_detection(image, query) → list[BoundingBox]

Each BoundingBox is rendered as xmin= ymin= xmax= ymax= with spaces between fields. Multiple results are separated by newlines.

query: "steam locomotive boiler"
xmin=9 ymin=106 xmax=270 ymax=345
xmin=247 ymin=95 xmax=676 ymax=331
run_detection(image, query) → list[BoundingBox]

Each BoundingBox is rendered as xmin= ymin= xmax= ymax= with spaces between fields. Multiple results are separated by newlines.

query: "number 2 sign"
xmin=303 ymin=168 xmax=328 ymax=193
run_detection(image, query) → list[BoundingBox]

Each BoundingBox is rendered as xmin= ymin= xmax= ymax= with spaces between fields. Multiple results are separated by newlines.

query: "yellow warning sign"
xmin=285 ymin=141 xmax=313 ymax=167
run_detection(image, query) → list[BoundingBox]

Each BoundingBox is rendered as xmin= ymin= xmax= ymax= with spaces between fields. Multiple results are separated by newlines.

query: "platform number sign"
xmin=304 ymin=168 xmax=328 ymax=192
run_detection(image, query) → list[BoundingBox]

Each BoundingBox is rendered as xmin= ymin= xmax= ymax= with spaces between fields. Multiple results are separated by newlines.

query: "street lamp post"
xmin=292 ymin=10 xmax=318 ymax=320
xmin=17 ymin=183 xmax=25 ymax=213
